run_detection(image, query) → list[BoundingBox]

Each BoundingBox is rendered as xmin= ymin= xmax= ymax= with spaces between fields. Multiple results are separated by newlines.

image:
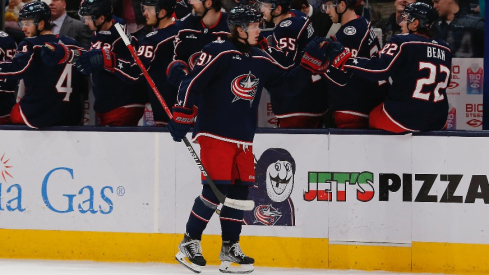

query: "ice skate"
xmin=175 ymin=233 xmax=206 ymax=273
xmin=218 ymin=241 xmax=254 ymax=274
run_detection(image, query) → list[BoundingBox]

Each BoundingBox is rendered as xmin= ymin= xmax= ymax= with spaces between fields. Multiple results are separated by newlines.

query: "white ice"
xmin=0 ymin=259 xmax=440 ymax=275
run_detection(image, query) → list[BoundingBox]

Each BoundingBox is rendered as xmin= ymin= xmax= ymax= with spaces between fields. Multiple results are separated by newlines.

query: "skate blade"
xmin=219 ymin=261 xmax=254 ymax=274
xmin=175 ymin=251 xmax=203 ymax=274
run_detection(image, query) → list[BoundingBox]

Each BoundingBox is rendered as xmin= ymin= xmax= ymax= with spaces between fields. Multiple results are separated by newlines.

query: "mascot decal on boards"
xmin=243 ymin=148 xmax=296 ymax=226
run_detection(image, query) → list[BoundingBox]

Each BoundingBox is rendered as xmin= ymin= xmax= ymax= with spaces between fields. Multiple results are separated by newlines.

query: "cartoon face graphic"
xmin=265 ymin=160 xmax=294 ymax=202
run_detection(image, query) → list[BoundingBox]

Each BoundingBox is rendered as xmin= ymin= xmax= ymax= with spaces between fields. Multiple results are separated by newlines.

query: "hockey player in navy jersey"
xmin=75 ymin=0 xmax=147 ymax=126
xmin=0 ymin=31 xmax=18 ymax=124
xmin=168 ymin=5 xmax=336 ymax=273
xmin=0 ymin=1 xmax=84 ymax=129
xmin=321 ymin=0 xmax=388 ymax=128
xmin=165 ymin=0 xmax=230 ymax=88
xmin=256 ymin=0 xmax=330 ymax=128
xmin=331 ymin=2 xmax=452 ymax=132
xmin=74 ymin=0 xmax=181 ymax=127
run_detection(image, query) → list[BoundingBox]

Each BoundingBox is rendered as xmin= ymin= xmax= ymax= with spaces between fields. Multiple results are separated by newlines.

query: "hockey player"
xmin=320 ymin=0 xmax=387 ymax=129
xmin=74 ymin=0 xmax=180 ymax=127
xmin=0 ymin=31 xmax=18 ymax=124
xmin=256 ymin=0 xmax=330 ymax=128
xmin=76 ymin=0 xmax=147 ymax=126
xmin=0 ymin=1 xmax=84 ymax=128
xmin=332 ymin=2 xmax=452 ymax=132
xmin=168 ymin=5 xmax=337 ymax=273
xmin=165 ymin=0 xmax=229 ymax=88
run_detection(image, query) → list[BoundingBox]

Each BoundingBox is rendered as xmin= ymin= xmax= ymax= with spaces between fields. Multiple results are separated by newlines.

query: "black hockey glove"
xmin=41 ymin=42 xmax=81 ymax=66
xmin=328 ymin=37 xmax=352 ymax=71
xmin=166 ymin=60 xmax=189 ymax=87
xmin=74 ymin=49 xmax=116 ymax=75
xmin=167 ymin=106 xmax=195 ymax=142
xmin=300 ymin=37 xmax=331 ymax=74
xmin=254 ymin=34 xmax=269 ymax=50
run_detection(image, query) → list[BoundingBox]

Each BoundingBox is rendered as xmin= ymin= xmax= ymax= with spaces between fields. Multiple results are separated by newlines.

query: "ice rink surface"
xmin=0 ymin=259 xmax=440 ymax=275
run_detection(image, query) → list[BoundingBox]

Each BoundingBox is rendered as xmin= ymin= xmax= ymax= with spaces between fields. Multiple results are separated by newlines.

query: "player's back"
xmin=0 ymin=31 xmax=17 ymax=118
xmin=19 ymin=35 xmax=84 ymax=127
xmin=384 ymin=34 xmax=452 ymax=130
xmin=89 ymin=16 xmax=147 ymax=113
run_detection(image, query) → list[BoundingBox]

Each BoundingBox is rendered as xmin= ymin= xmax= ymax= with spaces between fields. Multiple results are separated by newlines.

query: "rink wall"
xmin=1 ymin=127 xmax=489 ymax=274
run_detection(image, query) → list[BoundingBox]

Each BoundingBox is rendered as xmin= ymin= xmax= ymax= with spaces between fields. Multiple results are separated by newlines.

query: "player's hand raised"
xmin=327 ymin=37 xmax=352 ymax=71
xmin=166 ymin=60 xmax=189 ymax=88
xmin=74 ymin=49 xmax=116 ymax=75
xmin=41 ymin=42 xmax=80 ymax=66
xmin=300 ymin=37 xmax=331 ymax=74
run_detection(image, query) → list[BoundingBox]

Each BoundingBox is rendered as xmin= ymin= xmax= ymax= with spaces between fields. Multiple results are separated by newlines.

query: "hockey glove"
xmin=167 ymin=106 xmax=195 ymax=142
xmin=327 ymin=37 xmax=352 ymax=71
xmin=74 ymin=49 xmax=116 ymax=75
xmin=41 ymin=43 xmax=81 ymax=66
xmin=300 ymin=37 xmax=331 ymax=74
xmin=166 ymin=60 xmax=189 ymax=87
xmin=255 ymin=34 xmax=269 ymax=50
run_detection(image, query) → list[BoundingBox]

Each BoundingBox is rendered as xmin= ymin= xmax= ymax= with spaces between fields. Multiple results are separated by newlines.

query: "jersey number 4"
xmin=413 ymin=62 xmax=450 ymax=102
xmin=56 ymin=64 xmax=73 ymax=102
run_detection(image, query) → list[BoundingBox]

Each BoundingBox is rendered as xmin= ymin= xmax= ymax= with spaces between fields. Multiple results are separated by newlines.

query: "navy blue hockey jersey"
xmin=177 ymin=40 xmax=313 ymax=144
xmin=89 ymin=17 xmax=147 ymax=113
xmin=173 ymin=12 xmax=230 ymax=69
xmin=0 ymin=31 xmax=17 ymax=117
xmin=0 ymin=35 xmax=84 ymax=128
xmin=324 ymin=16 xmax=387 ymax=115
xmin=267 ymin=15 xmax=329 ymax=119
xmin=116 ymin=22 xmax=181 ymax=125
xmin=344 ymin=33 xmax=452 ymax=131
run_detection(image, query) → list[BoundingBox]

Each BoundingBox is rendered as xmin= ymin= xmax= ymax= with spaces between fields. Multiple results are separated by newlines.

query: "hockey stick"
xmin=114 ymin=23 xmax=254 ymax=211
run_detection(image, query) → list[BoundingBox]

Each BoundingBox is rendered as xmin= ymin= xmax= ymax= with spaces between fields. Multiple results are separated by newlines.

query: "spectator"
xmin=0 ymin=31 xmax=18 ymax=125
xmin=320 ymin=0 xmax=388 ymax=129
xmin=1 ymin=1 xmax=84 ymax=128
xmin=113 ymin=0 xmax=151 ymax=42
xmin=49 ymin=0 xmax=92 ymax=49
xmin=433 ymin=0 xmax=484 ymax=57
xmin=334 ymin=2 xmax=452 ymax=132
xmin=291 ymin=0 xmax=333 ymax=37
xmin=75 ymin=0 xmax=148 ymax=126
xmin=375 ymin=0 xmax=416 ymax=46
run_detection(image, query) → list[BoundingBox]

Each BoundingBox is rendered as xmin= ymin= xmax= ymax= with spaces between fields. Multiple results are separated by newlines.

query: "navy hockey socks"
xmin=220 ymin=185 xmax=249 ymax=242
xmin=186 ymin=184 xmax=229 ymax=240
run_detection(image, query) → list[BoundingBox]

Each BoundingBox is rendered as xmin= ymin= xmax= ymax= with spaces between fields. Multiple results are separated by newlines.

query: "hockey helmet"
xmin=18 ymin=1 xmax=51 ymax=25
xmin=258 ymin=0 xmax=291 ymax=11
xmin=401 ymin=2 xmax=437 ymax=30
xmin=79 ymin=0 xmax=112 ymax=21
xmin=141 ymin=0 xmax=177 ymax=15
xmin=320 ymin=0 xmax=361 ymax=12
xmin=227 ymin=5 xmax=262 ymax=31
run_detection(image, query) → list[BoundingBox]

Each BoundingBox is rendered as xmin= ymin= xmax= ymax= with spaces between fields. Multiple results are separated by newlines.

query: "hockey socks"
xmin=186 ymin=184 xmax=225 ymax=240
xmin=220 ymin=185 xmax=248 ymax=242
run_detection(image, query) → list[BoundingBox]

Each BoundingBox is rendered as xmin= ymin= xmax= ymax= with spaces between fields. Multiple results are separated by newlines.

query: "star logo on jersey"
xmin=231 ymin=71 xmax=259 ymax=106
xmin=254 ymin=204 xmax=282 ymax=225
xmin=0 ymin=153 xmax=13 ymax=183
xmin=353 ymin=59 xmax=359 ymax=65
xmin=117 ymin=62 xmax=124 ymax=69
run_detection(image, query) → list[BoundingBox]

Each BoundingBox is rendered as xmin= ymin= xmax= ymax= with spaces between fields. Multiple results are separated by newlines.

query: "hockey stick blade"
xmin=114 ymin=23 xmax=255 ymax=211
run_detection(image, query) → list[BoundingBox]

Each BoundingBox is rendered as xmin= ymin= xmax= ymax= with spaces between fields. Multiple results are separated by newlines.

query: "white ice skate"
xmin=218 ymin=241 xmax=254 ymax=274
xmin=175 ymin=233 xmax=206 ymax=273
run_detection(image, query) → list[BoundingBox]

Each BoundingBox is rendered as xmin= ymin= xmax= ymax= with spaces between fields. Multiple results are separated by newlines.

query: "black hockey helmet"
xmin=141 ymin=0 xmax=177 ymax=15
xmin=79 ymin=0 xmax=112 ymax=21
xmin=320 ymin=0 xmax=361 ymax=12
xmin=227 ymin=5 xmax=262 ymax=31
xmin=18 ymin=1 xmax=51 ymax=24
xmin=259 ymin=0 xmax=291 ymax=10
xmin=402 ymin=2 xmax=437 ymax=30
